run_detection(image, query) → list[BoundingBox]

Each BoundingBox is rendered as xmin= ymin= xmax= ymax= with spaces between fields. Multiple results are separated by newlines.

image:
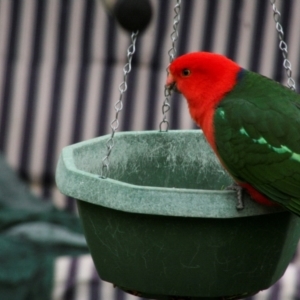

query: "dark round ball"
xmin=114 ymin=0 xmax=152 ymax=32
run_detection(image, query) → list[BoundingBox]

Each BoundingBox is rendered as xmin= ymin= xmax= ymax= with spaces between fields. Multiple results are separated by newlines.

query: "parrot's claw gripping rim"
xmin=226 ymin=183 xmax=245 ymax=211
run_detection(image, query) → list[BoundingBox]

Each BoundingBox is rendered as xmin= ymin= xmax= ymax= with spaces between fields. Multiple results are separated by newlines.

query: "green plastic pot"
xmin=56 ymin=130 xmax=300 ymax=300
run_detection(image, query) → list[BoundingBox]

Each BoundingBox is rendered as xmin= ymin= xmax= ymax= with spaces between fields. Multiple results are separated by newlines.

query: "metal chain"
xmin=270 ymin=0 xmax=296 ymax=91
xmin=168 ymin=0 xmax=181 ymax=63
xmin=159 ymin=0 xmax=181 ymax=132
xmin=100 ymin=31 xmax=138 ymax=179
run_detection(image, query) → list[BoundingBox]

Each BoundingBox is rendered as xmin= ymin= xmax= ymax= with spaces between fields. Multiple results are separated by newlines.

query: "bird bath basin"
xmin=56 ymin=130 xmax=300 ymax=299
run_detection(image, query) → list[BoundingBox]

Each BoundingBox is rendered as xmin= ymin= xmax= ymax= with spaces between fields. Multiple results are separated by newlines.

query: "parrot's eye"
xmin=181 ymin=69 xmax=191 ymax=77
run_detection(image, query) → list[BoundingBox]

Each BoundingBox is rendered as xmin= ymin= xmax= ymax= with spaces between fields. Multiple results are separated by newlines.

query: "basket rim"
xmin=55 ymin=130 xmax=285 ymax=218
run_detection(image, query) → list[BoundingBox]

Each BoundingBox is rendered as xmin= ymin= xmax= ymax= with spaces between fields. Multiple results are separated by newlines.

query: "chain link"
xmin=159 ymin=0 xmax=181 ymax=132
xmin=270 ymin=0 xmax=296 ymax=91
xmin=100 ymin=31 xmax=138 ymax=179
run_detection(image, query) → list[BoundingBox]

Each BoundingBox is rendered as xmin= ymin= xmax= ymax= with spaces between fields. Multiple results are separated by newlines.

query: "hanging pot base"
xmin=119 ymin=288 xmax=258 ymax=300
xmin=77 ymin=199 xmax=299 ymax=300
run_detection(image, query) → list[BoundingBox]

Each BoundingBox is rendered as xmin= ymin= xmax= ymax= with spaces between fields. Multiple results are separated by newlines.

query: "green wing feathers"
xmin=214 ymin=71 xmax=300 ymax=215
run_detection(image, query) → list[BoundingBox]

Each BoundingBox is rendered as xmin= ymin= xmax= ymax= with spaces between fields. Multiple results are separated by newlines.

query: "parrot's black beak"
xmin=167 ymin=83 xmax=181 ymax=94
xmin=166 ymin=73 xmax=181 ymax=93
xmin=172 ymin=83 xmax=181 ymax=94
xmin=165 ymin=82 xmax=175 ymax=91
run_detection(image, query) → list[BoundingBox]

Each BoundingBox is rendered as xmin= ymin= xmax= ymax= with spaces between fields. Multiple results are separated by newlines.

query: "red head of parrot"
xmin=166 ymin=52 xmax=241 ymax=152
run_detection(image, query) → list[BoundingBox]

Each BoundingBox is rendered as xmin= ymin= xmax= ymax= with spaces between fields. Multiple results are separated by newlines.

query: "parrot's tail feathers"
xmin=286 ymin=198 xmax=300 ymax=217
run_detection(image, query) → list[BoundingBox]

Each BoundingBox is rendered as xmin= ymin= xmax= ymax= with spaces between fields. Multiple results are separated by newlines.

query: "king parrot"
xmin=166 ymin=52 xmax=300 ymax=215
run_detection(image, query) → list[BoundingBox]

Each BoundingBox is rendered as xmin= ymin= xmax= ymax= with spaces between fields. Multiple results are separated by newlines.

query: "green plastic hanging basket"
xmin=56 ymin=130 xmax=300 ymax=300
